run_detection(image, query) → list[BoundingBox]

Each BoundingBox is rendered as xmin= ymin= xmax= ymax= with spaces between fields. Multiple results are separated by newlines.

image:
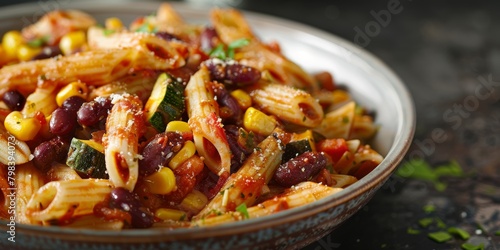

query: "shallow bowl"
xmin=0 ymin=1 xmax=415 ymax=249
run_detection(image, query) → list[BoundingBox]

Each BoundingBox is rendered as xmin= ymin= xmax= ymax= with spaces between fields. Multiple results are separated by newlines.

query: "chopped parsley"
xmin=236 ymin=203 xmax=249 ymax=219
xmin=395 ymin=159 xmax=464 ymax=191
xmin=448 ymin=227 xmax=470 ymax=240
xmin=209 ymin=38 xmax=250 ymax=59
xmin=461 ymin=243 xmax=485 ymax=250
xmin=407 ymin=227 xmax=421 ymax=235
xmin=428 ymin=231 xmax=452 ymax=243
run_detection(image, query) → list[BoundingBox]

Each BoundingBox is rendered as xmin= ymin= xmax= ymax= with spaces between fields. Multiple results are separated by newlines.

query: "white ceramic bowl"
xmin=0 ymin=1 xmax=415 ymax=249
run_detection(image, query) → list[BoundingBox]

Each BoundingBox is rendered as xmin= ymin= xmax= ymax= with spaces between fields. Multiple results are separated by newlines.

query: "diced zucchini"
xmin=145 ymin=73 xmax=185 ymax=132
xmin=66 ymin=138 xmax=108 ymax=179
xmin=282 ymin=130 xmax=316 ymax=163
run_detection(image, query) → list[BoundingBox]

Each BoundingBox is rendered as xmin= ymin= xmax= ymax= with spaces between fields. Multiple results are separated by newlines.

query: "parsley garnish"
xmin=209 ymin=38 xmax=250 ymax=59
xmin=428 ymin=231 xmax=452 ymax=243
xmin=236 ymin=203 xmax=249 ymax=219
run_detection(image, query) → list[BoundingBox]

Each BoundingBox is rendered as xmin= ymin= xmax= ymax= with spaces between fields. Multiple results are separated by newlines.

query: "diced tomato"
xmin=313 ymin=71 xmax=336 ymax=91
xmin=316 ymin=138 xmax=348 ymax=163
xmin=352 ymin=160 xmax=378 ymax=179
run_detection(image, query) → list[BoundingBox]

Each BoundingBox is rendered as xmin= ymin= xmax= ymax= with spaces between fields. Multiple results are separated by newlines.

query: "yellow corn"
xmin=143 ymin=167 xmax=176 ymax=195
xmin=105 ymin=17 xmax=124 ymax=30
xmin=168 ymin=141 xmax=196 ymax=170
xmin=165 ymin=120 xmax=191 ymax=134
xmin=56 ymin=81 xmax=89 ymax=106
xmin=230 ymin=89 xmax=252 ymax=109
xmin=243 ymin=107 xmax=277 ymax=136
xmin=59 ymin=31 xmax=86 ymax=55
xmin=4 ymin=111 xmax=41 ymax=141
xmin=155 ymin=208 xmax=186 ymax=221
xmin=179 ymin=189 xmax=208 ymax=214
xmin=17 ymin=44 xmax=42 ymax=61
xmin=2 ymin=30 xmax=25 ymax=61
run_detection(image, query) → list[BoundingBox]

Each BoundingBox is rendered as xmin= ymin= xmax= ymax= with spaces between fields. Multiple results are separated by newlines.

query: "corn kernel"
xmin=169 ymin=141 xmax=196 ymax=170
xmin=230 ymin=89 xmax=252 ymax=109
xmin=243 ymin=107 xmax=277 ymax=136
xmin=165 ymin=121 xmax=191 ymax=133
xmin=4 ymin=111 xmax=41 ymax=141
xmin=59 ymin=31 xmax=86 ymax=55
xmin=2 ymin=30 xmax=25 ymax=61
xmin=17 ymin=44 xmax=42 ymax=61
xmin=105 ymin=17 xmax=124 ymax=30
xmin=179 ymin=190 xmax=208 ymax=214
xmin=155 ymin=208 xmax=186 ymax=221
xmin=143 ymin=167 xmax=176 ymax=195
xmin=56 ymin=81 xmax=89 ymax=106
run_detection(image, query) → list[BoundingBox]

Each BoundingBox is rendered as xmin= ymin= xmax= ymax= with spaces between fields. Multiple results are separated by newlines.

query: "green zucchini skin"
xmin=66 ymin=138 xmax=108 ymax=179
xmin=145 ymin=73 xmax=185 ymax=132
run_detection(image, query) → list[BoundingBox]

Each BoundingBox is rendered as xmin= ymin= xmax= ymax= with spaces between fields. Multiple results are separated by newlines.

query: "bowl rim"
xmin=0 ymin=0 xmax=416 ymax=242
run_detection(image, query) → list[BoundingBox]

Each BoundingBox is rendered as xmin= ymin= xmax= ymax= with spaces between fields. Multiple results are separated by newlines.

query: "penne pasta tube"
xmin=89 ymin=70 xmax=159 ymax=103
xmin=0 ymin=165 xmax=10 ymax=218
xmin=25 ymin=179 xmax=113 ymax=222
xmin=249 ymin=83 xmax=324 ymax=127
xmin=185 ymin=67 xmax=231 ymax=176
xmin=87 ymin=27 xmax=187 ymax=69
xmin=0 ymin=124 xmax=31 ymax=165
xmin=46 ymin=163 xmax=82 ymax=182
xmin=194 ymin=131 xmax=284 ymax=220
xmin=16 ymin=162 xmax=45 ymax=224
xmin=330 ymin=174 xmax=358 ymax=188
xmin=314 ymin=101 xmax=356 ymax=139
xmin=193 ymin=181 xmax=342 ymax=226
xmin=103 ymin=94 xmax=145 ymax=191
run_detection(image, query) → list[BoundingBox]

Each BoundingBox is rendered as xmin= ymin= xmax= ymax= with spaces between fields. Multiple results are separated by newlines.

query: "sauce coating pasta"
xmin=0 ymin=4 xmax=383 ymax=229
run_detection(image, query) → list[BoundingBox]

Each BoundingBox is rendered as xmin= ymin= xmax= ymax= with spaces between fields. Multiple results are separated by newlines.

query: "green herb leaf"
xmin=407 ymin=227 xmax=421 ymax=235
xmin=423 ymin=204 xmax=436 ymax=213
xmin=495 ymin=230 xmax=500 ymax=236
xmin=228 ymin=38 xmax=250 ymax=49
xmin=209 ymin=44 xmax=226 ymax=59
xmin=433 ymin=160 xmax=464 ymax=177
xmin=236 ymin=203 xmax=249 ymax=219
xmin=435 ymin=217 xmax=447 ymax=229
xmin=103 ymin=29 xmax=116 ymax=36
xmin=419 ymin=217 xmax=434 ymax=228
xmin=448 ymin=227 xmax=470 ymax=240
xmin=27 ymin=36 xmax=49 ymax=48
xmin=461 ymin=243 xmax=485 ymax=250
xmin=428 ymin=231 xmax=452 ymax=243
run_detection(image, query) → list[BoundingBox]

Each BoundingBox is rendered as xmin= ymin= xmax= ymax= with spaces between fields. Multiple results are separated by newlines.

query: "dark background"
xmin=1 ymin=0 xmax=499 ymax=249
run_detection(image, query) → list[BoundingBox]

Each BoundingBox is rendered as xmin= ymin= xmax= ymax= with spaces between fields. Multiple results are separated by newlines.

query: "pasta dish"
xmin=0 ymin=3 xmax=383 ymax=229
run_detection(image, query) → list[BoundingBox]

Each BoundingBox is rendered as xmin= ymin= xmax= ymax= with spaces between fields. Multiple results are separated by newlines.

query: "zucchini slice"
xmin=282 ymin=130 xmax=316 ymax=163
xmin=145 ymin=73 xmax=185 ymax=132
xmin=66 ymin=138 xmax=108 ymax=179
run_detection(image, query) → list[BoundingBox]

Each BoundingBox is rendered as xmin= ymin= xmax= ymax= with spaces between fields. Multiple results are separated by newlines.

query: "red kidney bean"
xmin=274 ymin=151 xmax=327 ymax=187
xmin=2 ymin=90 xmax=25 ymax=111
xmin=33 ymin=136 xmax=70 ymax=171
xmin=155 ymin=31 xmax=181 ymax=42
xmin=49 ymin=108 xmax=77 ymax=136
xmin=32 ymin=45 xmax=62 ymax=60
xmin=109 ymin=187 xmax=154 ymax=228
xmin=200 ymin=27 xmax=219 ymax=52
xmin=61 ymin=96 xmax=85 ymax=113
xmin=211 ymin=83 xmax=242 ymax=125
xmin=139 ymin=132 xmax=185 ymax=176
xmin=204 ymin=58 xmax=261 ymax=86
xmin=224 ymin=125 xmax=254 ymax=172
xmin=77 ymin=97 xmax=112 ymax=127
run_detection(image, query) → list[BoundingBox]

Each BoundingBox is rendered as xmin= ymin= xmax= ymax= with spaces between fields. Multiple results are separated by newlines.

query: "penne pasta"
xmin=249 ymin=83 xmax=324 ymax=128
xmin=193 ymin=181 xmax=342 ymax=226
xmin=314 ymin=101 xmax=356 ymax=139
xmin=103 ymin=94 xmax=145 ymax=191
xmin=195 ymin=131 xmax=284 ymax=219
xmin=15 ymin=162 xmax=45 ymax=224
xmin=185 ymin=67 xmax=232 ymax=176
xmin=25 ymin=179 xmax=113 ymax=223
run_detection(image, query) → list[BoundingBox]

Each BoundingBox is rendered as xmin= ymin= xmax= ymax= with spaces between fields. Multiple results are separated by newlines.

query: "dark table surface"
xmin=1 ymin=0 xmax=499 ymax=249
